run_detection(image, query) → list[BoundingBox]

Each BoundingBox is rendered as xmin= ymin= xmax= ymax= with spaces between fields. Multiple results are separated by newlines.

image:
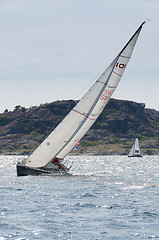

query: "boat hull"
xmin=128 ymin=155 xmax=142 ymax=157
xmin=16 ymin=164 xmax=66 ymax=176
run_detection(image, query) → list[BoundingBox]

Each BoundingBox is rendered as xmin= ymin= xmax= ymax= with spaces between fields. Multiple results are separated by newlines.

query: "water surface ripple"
xmin=0 ymin=155 xmax=159 ymax=239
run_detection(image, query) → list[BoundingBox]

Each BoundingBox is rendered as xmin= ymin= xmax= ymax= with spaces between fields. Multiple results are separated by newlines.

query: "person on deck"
xmin=52 ymin=158 xmax=68 ymax=172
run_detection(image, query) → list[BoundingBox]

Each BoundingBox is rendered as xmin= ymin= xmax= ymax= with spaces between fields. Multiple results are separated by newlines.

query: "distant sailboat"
xmin=128 ymin=138 xmax=142 ymax=157
xmin=17 ymin=22 xmax=145 ymax=176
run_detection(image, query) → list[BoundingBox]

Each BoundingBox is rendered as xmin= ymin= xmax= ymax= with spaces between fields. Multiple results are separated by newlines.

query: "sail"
xmin=134 ymin=138 xmax=141 ymax=155
xmin=128 ymin=138 xmax=141 ymax=157
xmin=128 ymin=144 xmax=135 ymax=157
xmin=24 ymin=22 xmax=145 ymax=168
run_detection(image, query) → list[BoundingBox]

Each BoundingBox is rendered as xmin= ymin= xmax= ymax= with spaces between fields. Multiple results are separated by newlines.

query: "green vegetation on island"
xmin=0 ymin=99 xmax=159 ymax=155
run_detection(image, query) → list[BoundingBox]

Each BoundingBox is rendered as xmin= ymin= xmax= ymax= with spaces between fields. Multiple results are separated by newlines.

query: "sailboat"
xmin=128 ymin=138 xmax=142 ymax=157
xmin=17 ymin=22 xmax=145 ymax=176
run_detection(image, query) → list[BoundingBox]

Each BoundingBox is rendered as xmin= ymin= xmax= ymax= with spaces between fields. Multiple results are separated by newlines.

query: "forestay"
xmin=24 ymin=22 xmax=145 ymax=168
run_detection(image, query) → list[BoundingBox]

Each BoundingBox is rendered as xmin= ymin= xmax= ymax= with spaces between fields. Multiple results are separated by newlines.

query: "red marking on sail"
xmin=113 ymin=71 xmax=122 ymax=77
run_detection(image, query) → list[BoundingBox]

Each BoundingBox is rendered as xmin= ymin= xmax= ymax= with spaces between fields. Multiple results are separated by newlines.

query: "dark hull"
xmin=17 ymin=164 xmax=65 ymax=176
xmin=128 ymin=155 xmax=142 ymax=157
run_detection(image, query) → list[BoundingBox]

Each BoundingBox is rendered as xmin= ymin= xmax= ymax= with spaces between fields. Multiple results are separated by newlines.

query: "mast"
xmin=24 ymin=22 xmax=145 ymax=168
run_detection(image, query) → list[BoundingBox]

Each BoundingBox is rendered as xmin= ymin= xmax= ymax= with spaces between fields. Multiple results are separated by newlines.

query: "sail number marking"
xmin=116 ymin=62 xmax=126 ymax=69
xmin=100 ymin=89 xmax=112 ymax=101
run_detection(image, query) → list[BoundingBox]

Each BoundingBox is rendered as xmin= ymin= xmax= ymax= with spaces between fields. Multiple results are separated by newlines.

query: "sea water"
xmin=0 ymin=155 xmax=159 ymax=240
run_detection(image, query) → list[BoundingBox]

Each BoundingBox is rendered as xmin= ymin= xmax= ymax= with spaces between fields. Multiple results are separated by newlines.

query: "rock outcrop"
xmin=0 ymin=99 xmax=159 ymax=155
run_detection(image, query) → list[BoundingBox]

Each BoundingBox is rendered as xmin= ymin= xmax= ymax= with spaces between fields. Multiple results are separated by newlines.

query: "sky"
xmin=0 ymin=0 xmax=158 ymax=113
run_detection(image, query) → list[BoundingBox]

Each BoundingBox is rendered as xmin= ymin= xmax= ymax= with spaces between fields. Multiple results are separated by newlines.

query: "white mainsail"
xmin=134 ymin=138 xmax=140 ymax=154
xmin=128 ymin=138 xmax=141 ymax=157
xmin=24 ymin=22 xmax=145 ymax=168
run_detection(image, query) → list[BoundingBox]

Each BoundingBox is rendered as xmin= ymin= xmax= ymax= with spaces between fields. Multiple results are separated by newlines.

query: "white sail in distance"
xmin=128 ymin=138 xmax=141 ymax=157
xmin=24 ymin=22 xmax=145 ymax=168
xmin=134 ymin=138 xmax=140 ymax=154
xmin=129 ymin=144 xmax=135 ymax=157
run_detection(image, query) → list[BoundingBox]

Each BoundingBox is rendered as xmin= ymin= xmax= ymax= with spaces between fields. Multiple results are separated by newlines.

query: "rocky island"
xmin=0 ymin=98 xmax=159 ymax=155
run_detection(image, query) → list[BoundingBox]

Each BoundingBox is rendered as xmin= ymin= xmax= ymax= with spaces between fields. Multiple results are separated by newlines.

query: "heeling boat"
xmin=128 ymin=138 xmax=142 ymax=157
xmin=17 ymin=22 xmax=145 ymax=176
